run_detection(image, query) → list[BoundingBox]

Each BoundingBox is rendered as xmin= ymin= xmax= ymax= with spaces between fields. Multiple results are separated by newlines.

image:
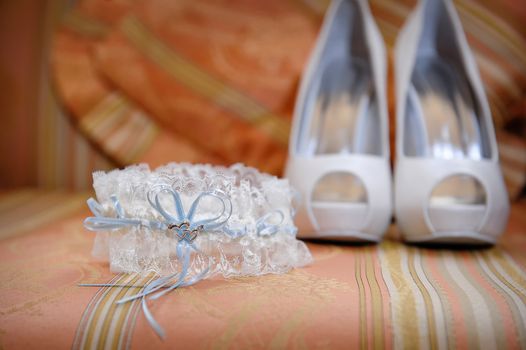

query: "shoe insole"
xmin=306 ymin=58 xmax=376 ymax=156
xmin=409 ymin=56 xmax=486 ymax=205
xmin=411 ymin=56 xmax=484 ymax=159
xmin=303 ymin=57 xmax=378 ymax=203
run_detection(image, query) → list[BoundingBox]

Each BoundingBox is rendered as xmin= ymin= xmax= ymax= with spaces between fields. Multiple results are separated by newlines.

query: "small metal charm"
xmin=168 ymin=221 xmax=204 ymax=243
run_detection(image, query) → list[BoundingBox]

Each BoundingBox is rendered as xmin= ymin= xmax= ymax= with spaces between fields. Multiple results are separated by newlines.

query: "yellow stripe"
xmin=481 ymin=251 xmax=526 ymax=304
xmin=465 ymin=251 xmax=516 ymax=349
xmin=455 ymin=0 xmax=526 ymax=65
xmin=420 ymin=250 xmax=453 ymax=349
xmin=97 ymin=273 xmax=142 ymax=349
xmin=354 ymin=251 xmax=367 ymax=350
xmin=474 ymin=252 xmax=526 ymax=349
xmin=120 ymin=16 xmax=290 ymax=146
xmin=125 ymin=120 xmax=159 ymax=163
xmin=364 ymin=249 xmax=384 ymax=350
xmin=122 ymin=17 xmax=290 ymax=141
xmin=113 ymin=274 xmax=155 ymax=350
xmin=382 ymin=242 xmax=420 ymax=349
xmin=110 ymin=111 xmax=159 ymax=164
xmin=80 ymin=93 xmax=160 ymax=165
xmin=0 ymin=189 xmax=37 ymax=213
xmin=0 ymin=192 xmax=70 ymax=227
xmin=57 ymin=10 xmax=340 ymax=148
xmin=89 ymin=108 xmax=129 ymax=140
xmin=74 ymin=275 xmax=157 ymax=350
xmin=73 ymin=274 xmax=123 ymax=350
xmin=80 ymin=95 xmax=129 ymax=135
xmin=407 ymin=248 xmax=438 ymax=350
xmin=494 ymin=251 xmax=526 ymax=292
xmin=62 ymin=11 xmax=109 ymax=38
xmin=78 ymin=274 xmax=160 ymax=350
xmin=79 ymin=94 xmax=141 ymax=165
xmin=83 ymin=274 xmax=131 ymax=350
xmin=0 ymin=192 xmax=88 ymax=239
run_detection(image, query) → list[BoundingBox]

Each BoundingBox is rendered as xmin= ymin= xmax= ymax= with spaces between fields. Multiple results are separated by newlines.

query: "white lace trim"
xmin=88 ymin=163 xmax=312 ymax=277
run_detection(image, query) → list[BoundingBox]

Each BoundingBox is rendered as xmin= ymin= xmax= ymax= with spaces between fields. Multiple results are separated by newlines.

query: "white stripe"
xmin=474 ymin=53 xmax=521 ymax=99
xmin=400 ymin=249 xmax=429 ymax=350
xmin=492 ymin=253 xmax=526 ymax=297
xmin=126 ymin=111 xmax=159 ymax=162
xmin=476 ymin=254 xmax=526 ymax=338
xmin=377 ymin=248 xmax=403 ymax=349
xmin=117 ymin=275 xmax=152 ymax=350
xmin=499 ymin=142 xmax=526 ymax=165
xmin=88 ymin=102 xmax=128 ymax=138
xmin=104 ymin=117 xmax=135 ymax=154
xmin=72 ymin=277 xmax=108 ymax=349
xmin=457 ymin=0 xmax=526 ymax=63
xmin=87 ymin=274 xmax=135 ymax=349
xmin=443 ymin=254 xmax=498 ymax=350
xmin=79 ymin=275 xmax=123 ymax=349
xmin=378 ymin=247 xmax=428 ymax=350
xmin=458 ymin=10 xmax=526 ymax=69
xmin=413 ymin=252 xmax=448 ymax=350
xmin=103 ymin=275 xmax=145 ymax=350
xmin=503 ymin=252 xmax=526 ymax=274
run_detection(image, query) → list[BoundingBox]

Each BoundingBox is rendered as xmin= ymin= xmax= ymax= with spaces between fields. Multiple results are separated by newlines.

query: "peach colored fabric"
xmin=51 ymin=0 xmax=320 ymax=175
xmin=1 ymin=190 xmax=526 ymax=349
xmin=49 ymin=0 xmax=526 ymax=193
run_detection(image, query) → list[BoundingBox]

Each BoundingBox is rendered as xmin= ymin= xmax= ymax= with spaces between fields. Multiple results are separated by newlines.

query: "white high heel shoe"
xmin=394 ymin=0 xmax=509 ymax=244
xmin=286 ymin=0 xmax=392 ymax=242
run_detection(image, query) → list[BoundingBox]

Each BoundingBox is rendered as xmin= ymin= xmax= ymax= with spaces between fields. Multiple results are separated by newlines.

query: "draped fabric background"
xmin=1 ymin=0 xmax=525 ymax=197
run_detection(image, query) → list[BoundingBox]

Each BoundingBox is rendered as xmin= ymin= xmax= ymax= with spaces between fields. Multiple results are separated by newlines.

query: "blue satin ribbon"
xmin=81 ymin=188 xmax=293 ymax=339
xmin=81 ymin=188 xmax=231 ymax=339
xmin=223 ymin=209 xmax=295 ymax=238
xmin=256 ymin=210 xmax=284 ymax=236
xmin=84 ymin=196 xmax=167 ymax=231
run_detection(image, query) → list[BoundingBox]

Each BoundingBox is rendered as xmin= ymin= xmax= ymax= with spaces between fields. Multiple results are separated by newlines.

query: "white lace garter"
xmin=82 ymin=163 xmax=312 ymax=338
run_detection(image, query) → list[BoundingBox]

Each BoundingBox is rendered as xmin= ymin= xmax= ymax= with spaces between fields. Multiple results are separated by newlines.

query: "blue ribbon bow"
xmin=80 ymin=188 xmax=294 ymax=339
xmin=81 ymin=188 xmax=231 ymax=339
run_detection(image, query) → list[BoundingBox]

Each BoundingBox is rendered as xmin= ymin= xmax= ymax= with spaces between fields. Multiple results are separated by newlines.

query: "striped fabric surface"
xmin=47 ymin=0 xmax=526 ymax=195
xmin=0 ymin=189 xmax=89 ymax=239
xmin=0 ymin=190 xmax=525 ymax=349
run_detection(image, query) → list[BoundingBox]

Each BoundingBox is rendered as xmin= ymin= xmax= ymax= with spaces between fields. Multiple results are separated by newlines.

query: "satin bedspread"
xmin=1 ymin=190 xmax=525 ymax=349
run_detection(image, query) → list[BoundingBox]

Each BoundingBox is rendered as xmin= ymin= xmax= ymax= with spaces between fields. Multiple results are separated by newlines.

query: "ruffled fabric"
xmin=88 ymin=163 xmax=312 ymax=277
